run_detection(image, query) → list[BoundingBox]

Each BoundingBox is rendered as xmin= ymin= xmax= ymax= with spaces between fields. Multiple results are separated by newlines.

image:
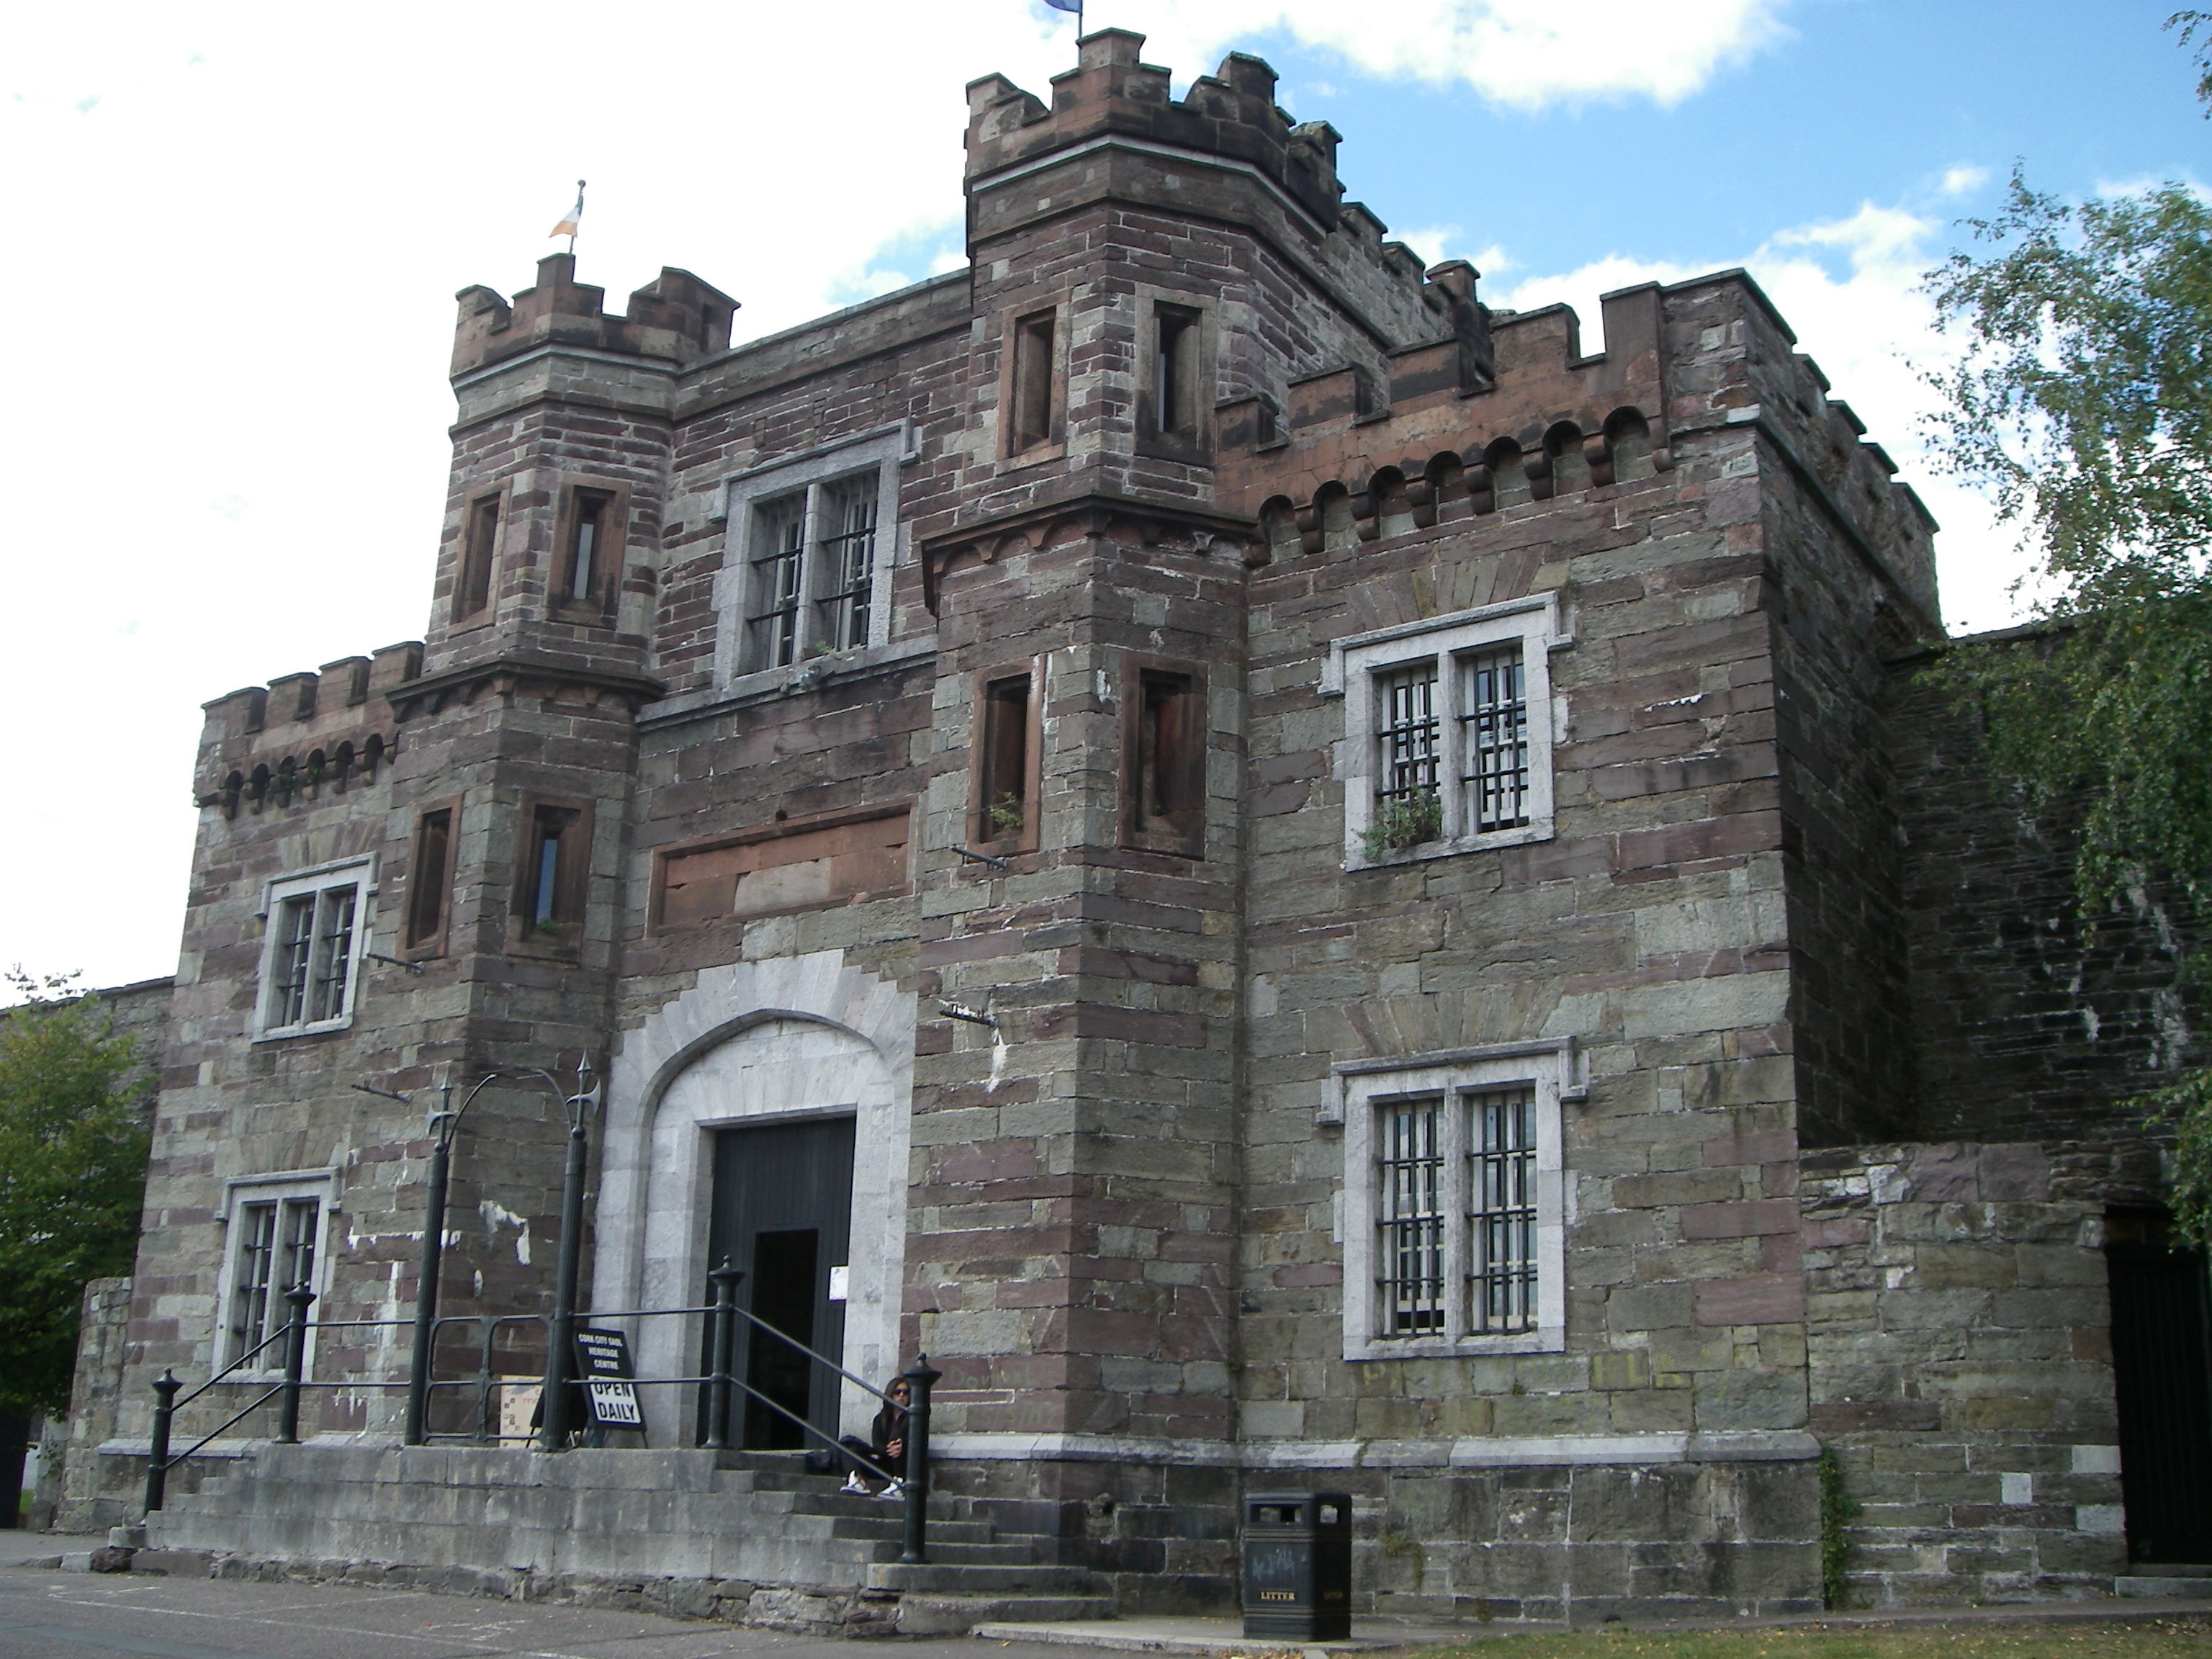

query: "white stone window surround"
xmin=251 ymin=855 xmax=377 ymax=1041
xmin=591 ymin=952 xmax=915 ymax=1445
xmin=1322 ymin=593 xmax=1570 ymax=868
xmin=210 ymin=1167 xmax=342 ymax=1375
xmin=709 ymin=422 xmax=917 ymax=690
xmin=1336 ymin=1040 xmax=1581 ymax=1361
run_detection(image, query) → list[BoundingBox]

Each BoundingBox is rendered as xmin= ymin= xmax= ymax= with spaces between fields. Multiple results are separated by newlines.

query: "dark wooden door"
xmin=703 ymin=1116 xmax=855 ymax=1451
xmin=2107 ymin=1208 xmax=2212 ymax=1563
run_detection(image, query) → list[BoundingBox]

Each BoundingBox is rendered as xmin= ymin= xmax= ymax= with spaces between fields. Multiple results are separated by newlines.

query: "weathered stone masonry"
xmin=73 ymin=27 xmax=2206 ymax=1619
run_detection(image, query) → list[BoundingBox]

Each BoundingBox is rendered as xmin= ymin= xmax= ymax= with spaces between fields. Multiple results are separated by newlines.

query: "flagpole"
xmin=570 ymin=180 xmax=585 ymax=256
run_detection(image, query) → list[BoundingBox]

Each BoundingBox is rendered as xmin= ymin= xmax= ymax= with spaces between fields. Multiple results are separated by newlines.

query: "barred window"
xmin=1376 ymin=664 xmax=1440 ymax=806
xmin=1470 ymin=1088 xmax=1538 ymax=1334
xmin=227 ymin=1196 xmax=320 ymax=1367
xmin=1332 ymin=595 xmax=1562 ymax=866
xmin=1340 ymin=1048 xmax=1567 ymax=1359
xmin=1462 ymin=646 xmax=1530 ymax=833
xmin=1379 ymin=1099 xmax=1446 ymax=1334
xmin=817 ymin=479 xmax=878 ymax=652
xmin=257 ymin=860 xmax=372 ymax=1038
xmin=747 ymin=496 xmax=806 ymax=670
xmin=729 ymin=455 xmax=899 ymax=676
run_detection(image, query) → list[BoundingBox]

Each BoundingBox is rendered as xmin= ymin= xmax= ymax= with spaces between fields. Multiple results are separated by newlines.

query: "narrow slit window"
xmin=1010 ymin=310 xmax=1056 ymax=454
xmin=1469 ymin=1089 xmax=1538 ymax=1334
xmin=566 ymin=490 xmax=615 ymax=607
xmin=749 ymin=496 xmax=806 ymax=669
xmin=457 ymin=496 xmax=500 ymax=620
xmin=1462 ymin=646 xmax=1530 ymax=833
xmin=1128 ymin=667 xmax=1204 ymax=852
xmin=521 ymin=802 xmax=586 ymax=936
xmin=816 ymin=478 xmax=877 ymax=651
xmin=1152 ymin=305 xmax=1200 ymax=439
xmin=1379 ymin=1099 xmax=1447 ymax=1336
xmin=979 ymin=673 xmax=1033 ymax=842
xmin=404 ymin=807 xmax=454 ymax=950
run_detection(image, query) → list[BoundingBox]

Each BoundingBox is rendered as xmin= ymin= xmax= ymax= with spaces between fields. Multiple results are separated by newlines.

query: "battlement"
xmin=966 ymin=31 xmax=1343 ymax=226
xmin=451 ymin=253 xmax=739 ymax=378
xmin=193 ymin=642 xmax=421 ymax=814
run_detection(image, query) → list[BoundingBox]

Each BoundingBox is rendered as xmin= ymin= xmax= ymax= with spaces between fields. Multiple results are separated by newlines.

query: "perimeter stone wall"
xmin=1802 ymin=1140 xmax=2157 ymax=1604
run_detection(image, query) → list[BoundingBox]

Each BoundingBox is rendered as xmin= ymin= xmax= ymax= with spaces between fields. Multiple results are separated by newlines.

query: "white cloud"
xmin=1490 ymin=202 xmax=2024 ymax=638
xmin=1941 ymin=163 xmax=1990 ymax=197
xmin=1393 ymin=225 xmax=1464 ymax=266
xmin=1115 ymin=0 xmax=1791 ymax=109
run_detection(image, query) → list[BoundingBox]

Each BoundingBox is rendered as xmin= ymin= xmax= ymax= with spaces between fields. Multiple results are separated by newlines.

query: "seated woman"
xmin=837 ymin=1376 xmax=911 ymax=1498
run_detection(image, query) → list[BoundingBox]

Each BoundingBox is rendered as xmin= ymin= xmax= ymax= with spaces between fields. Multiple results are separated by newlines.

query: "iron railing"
xmin=140 ymin=1274 xmax=942 ymax=1560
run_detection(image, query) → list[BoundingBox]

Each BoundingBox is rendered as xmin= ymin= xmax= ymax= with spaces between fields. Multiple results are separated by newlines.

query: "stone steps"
xmin=140 ymin=1443 xmax=1113 ymax=1629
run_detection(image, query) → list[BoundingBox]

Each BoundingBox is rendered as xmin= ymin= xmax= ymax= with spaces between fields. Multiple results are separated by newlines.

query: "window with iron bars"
xmin=1374 ymin=1087 xmax=1540 ymax=1343
xmin=266 ymin=884 xmax=357 ymax=1033
xmin=747 ymin=495 xmax=807 ymax=670
xmin=1462 ymin=645 xmax=1530 ymax=835
xmin=816 ymin=477 xmax=878 ymax=651
xmin=226 ymin=1195 xmax=320 ymax=1369
xmin=1336 ymin=596 xmax=1558 ymax=866
xmin=1378 ymin=1099 xmax=1447 ymax=1335
xmin=742 ymin=470 xmax=886 ymax=672
xmin=1470 ymin=1087 xmax=1538 ymax=1334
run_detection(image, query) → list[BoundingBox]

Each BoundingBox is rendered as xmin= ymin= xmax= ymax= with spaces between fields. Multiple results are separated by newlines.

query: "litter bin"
xmin=1241 ymin=1491 xmax=1352 ymax=1640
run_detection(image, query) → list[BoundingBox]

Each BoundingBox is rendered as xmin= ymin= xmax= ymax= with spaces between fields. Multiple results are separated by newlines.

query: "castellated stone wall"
xmin=1804 ymin=1141 xmax=2153 ymax=1604
xmin=77 ymin=24 xmax=2201 ymax=1622
xmin=1888 ymin=642 xmax=2203 ymax=1144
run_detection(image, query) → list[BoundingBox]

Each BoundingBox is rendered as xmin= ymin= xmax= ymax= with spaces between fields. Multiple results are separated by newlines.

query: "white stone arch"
xmin=592 ymin=951 xmax=914 ymax=1444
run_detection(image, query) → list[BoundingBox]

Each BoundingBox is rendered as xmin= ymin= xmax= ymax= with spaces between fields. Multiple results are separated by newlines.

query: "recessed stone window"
xmin=214 ymin=1169 xmax=339 ymax=1374
xmin=1335 ymin=1042 xmax=1578 ymax=1360
xmin=253 ymin=857 xmax=375 ymax=1039
xmin=711 ymin=426 xmax=911 ymax=686
xmin=1325 ymin=593 xmax=1568 ymax=868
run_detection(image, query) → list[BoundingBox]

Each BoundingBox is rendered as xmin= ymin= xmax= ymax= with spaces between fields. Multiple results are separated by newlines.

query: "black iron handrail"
xmin=140 ymin=1286 xmax=943 ymax=1562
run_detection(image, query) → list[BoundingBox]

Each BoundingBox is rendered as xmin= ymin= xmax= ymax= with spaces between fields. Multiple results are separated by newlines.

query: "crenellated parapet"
xmin=451 ymin=253 xmax=739 ymax=378
xmin=192 ymin=642 xmax=421 ymax=816
xmin=964 ymin=32 xmax=1460 ymax=346
xmin=1217 ymin=285 xmax=1673 ymax=550
xmin=966 ymin=30 xmax=1341 ymax=223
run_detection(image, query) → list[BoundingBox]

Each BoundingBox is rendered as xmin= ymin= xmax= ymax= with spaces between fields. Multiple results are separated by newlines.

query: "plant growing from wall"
xmin=1359 ymin=788 xmax=1442 ymax=860
xmin=1922 ymin=15 xmax=2212 ymax=1238
xmin=0 ymin=972 xmax=150 ymax=1417
xmin=986 ymin=791 xmax=1025 ymax=839
xmin=1817 ymin=1445 xmax=1859 ymax=1609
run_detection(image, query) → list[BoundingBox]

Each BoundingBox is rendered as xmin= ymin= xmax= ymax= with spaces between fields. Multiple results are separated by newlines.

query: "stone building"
xmin=66 ymin=30 xmax=2211 ymax=1625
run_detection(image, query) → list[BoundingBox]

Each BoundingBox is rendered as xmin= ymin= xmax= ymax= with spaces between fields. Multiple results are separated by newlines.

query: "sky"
xmin=4 ymin=0 xmax=2206 ymax=992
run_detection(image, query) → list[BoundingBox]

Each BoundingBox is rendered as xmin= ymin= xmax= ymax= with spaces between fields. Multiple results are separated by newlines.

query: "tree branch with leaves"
xmin=0 ymin=972 xmax=150 ymax=1418
xmin=1921 ymin=14 xmax=2212 ymax=1241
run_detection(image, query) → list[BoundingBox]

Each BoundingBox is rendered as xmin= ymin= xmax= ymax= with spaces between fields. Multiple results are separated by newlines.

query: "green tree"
xmin=1921 ymin=14 xmax=2212 ymax=1241
xmin=0 ymin=973 xmax=150 ymax=1417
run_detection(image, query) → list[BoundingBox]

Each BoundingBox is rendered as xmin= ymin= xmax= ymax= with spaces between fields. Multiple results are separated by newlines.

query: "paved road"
xmin=0 ymin=1557 xmax=1079 ymax=1659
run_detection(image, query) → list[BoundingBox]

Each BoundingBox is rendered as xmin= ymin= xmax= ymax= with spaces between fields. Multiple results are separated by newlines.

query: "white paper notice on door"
xmin=827 ymin=1264 xmax=849 ymax=1303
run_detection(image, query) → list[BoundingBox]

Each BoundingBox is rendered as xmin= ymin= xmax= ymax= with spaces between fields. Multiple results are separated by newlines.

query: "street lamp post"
xmin=360 ymin=1060 xmax=598 ymax=1449
xmin=538 ymin=1056 xmax=601 ymax=1452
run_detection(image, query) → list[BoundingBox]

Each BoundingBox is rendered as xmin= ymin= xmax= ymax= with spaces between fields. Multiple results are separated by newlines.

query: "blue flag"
xmin=1043 ymin=0 xmax=1081 ymax=12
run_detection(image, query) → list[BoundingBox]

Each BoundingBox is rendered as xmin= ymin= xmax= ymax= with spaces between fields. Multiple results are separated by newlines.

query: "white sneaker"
xmin=876 ymin=1478 xmax=906 ymax=1501
xmin=840 ymin=1474 xmax=871 ymax=1496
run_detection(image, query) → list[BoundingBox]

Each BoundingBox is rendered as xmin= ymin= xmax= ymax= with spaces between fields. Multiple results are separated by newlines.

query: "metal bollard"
xmin=275 ymin=1283 xmax=315 ymax=1444
xmin=898 ymin=1353 xmax=941 ymax=1565
xmin=702 ymin=1261 xmax=743 ymax=1451
xmin=143 ymin=1370 xmax=181 ymax=1514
